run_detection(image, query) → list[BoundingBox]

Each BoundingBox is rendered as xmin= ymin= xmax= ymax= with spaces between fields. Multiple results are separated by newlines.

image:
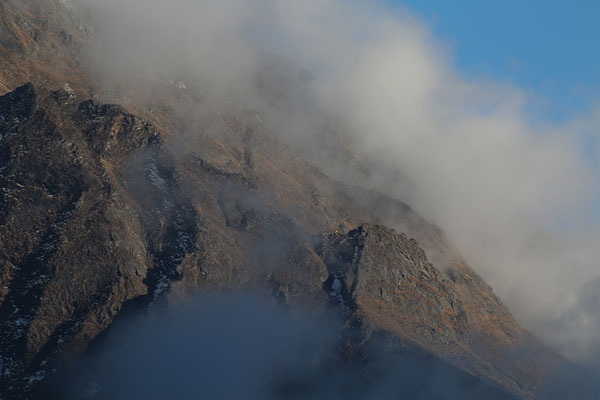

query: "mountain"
xmin=0 ymin=1 xmax=575 ymax=399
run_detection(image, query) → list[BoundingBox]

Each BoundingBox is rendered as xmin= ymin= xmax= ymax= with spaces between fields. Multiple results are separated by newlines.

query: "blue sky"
xmin=391 ymin=0 xmax=600 ymax=123
xmin=380 ymin=0 xmax=600 ymax=225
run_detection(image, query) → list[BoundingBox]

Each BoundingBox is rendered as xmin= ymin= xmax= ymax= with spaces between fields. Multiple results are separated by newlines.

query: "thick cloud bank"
xmin=75 ymin=0 xmax=600 ymax=367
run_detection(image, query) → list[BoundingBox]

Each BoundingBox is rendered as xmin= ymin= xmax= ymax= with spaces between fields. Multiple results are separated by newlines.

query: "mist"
xmin=56 ymin=294 xmax=522 ymax=400
xmin=72 ymin=0 xmax=600 ymax=369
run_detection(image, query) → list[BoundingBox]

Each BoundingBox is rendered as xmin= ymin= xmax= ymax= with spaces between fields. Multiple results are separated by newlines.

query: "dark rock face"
xmin=320 ymin=225 xmax=468 ymax=347
xmin=0 ymin=84 xmax=192 ymax=397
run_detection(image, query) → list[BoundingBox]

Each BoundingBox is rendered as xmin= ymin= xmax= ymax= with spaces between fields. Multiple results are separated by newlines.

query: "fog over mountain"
xmin=1 ymin=1 xmax=600 ymax=399
xmin=56 ymin=294 xmax=524 ymax=400
xmin=75 ymin=0 xmax=600 ymax=367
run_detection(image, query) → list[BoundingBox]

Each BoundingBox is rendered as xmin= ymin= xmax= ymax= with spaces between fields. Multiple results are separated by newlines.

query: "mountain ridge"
xmin=0 ymin=82 xmax=562 ymax=399
xmin=0 ymin=1 xmax=577 ymax=398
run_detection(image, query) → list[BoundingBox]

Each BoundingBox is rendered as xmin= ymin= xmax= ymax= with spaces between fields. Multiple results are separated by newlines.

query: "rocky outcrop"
xmin=319 ymin=225 xmax=468 ymax=346
xmin=311 ymin=224 xmax=564 ymax=398
xmin=0 ymin=84 xmax=194 ymax=397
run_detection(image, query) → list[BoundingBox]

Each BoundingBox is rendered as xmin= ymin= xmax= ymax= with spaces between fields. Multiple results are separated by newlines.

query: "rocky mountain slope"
xmin=0 ymin=1 xmax=571 ymax=399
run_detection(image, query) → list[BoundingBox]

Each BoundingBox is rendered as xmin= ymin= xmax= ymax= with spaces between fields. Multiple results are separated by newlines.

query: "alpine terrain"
xmin=0 ymin=1 xmax=590 ymax=399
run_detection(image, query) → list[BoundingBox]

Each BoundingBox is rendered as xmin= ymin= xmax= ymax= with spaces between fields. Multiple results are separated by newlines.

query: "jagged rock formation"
xmin=0 ymin=1 xmax=568 ymax=399
xmin=0 ymin=83 xmax=168 ymax=394
xmin=312 ymin=225 xmax=561 ymax=398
